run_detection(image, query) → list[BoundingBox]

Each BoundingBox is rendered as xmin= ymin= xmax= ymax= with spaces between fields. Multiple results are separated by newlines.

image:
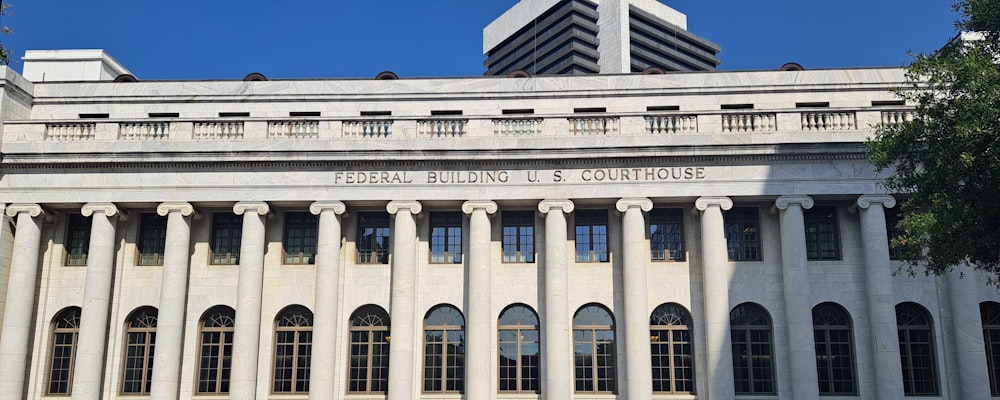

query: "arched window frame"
xmin=121 ymin=307 xmax=158 ymax=395
xmin=896 ymin=302 xmax=939 ymax=396
xmin=348 ymin=304 xmax=390 ymax=394
xmin=573 ymin=303 xmax=617 ymax=394
xmin=730 ymin=302 xmax=775 ymax=395
xmin=983 ymin=302 xmax=1000 ymax=395
xmin=650 ymin=303 xmax=694 ymax=394
xmin=498 ymin=304 xmax=540 ymax=393
xmin=812 ymin=302 xmax=857 ymax=395
xmin=423 ymin=304 xmax=465 ymax=393
xmin=272 ymin=305 xmax=313 ymax=394
xmin=196 ymin=306 xmax=235 ymax=394
xmin=47 ymin=306 xmax=82 ymax=395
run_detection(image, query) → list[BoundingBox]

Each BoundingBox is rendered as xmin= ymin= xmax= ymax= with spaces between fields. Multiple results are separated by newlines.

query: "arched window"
xmin=122 ymin=307 xmax=158 ymax=395
xmin=47 ymin=307 xmax=81 ymax=395
xmin=348 ymin=305 xmax=390 ymax=394
xmin=573 ymin=304 xmax=616 ymax=393
xmin=423 ymin=304 xmax=465 ymax=393
xmin=197 ymin=306 xmax=235 ymax=394
xmin=730 ymin=303 xmax=775 ymax=394
xmin=650 ymin=303 xmax=694 ymax=393
xmin=896 ymin=302 xmax=938 ymax=395
xmin=812 ymin=302 xmax=856 ymax=395
xmin=982 ymin=302 xmax=1000 ymax=395
xmin=498 ymin=304 xmax=540 ymax=393
xmin=273 ymin=305 xmax=313 ymax=393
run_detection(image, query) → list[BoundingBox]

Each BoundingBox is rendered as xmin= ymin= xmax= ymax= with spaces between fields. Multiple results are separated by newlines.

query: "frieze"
xmin=332 ymin=167 xmax=706 ymax=185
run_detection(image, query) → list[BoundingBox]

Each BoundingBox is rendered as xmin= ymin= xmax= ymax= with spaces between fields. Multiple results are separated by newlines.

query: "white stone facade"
xmin=0 ymin=57 xmax=997 ymax=400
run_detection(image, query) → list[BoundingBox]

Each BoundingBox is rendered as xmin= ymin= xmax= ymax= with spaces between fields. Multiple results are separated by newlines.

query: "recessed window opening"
xmin=795 ymin=102 xmax=829 ymax=108
xmin=79 ymin=113 xmax=109 ymax=119
xmin=431 ymin=110 xmax=463 ymax=116
xmin=574 ymin=107 xmax=606 ymax=113
xmin=148 ymin=112 xmax=179 ymax=118
xmin=361 ymin=111 xmax=392 ymax=116
xmin=647 ymin=106 xmax=680 ymax=111
xmin=219 ymin=112 xmax=249 ymax=117
xmin=721 ymin=104 xmax=753 ymax=110
xmin=872 ymin=100 xmax=906 ymax=107
xmin=289 ymin=111 xmax=320 ymax=117
xmin=502 ymin=109 xmax=534 ymax=115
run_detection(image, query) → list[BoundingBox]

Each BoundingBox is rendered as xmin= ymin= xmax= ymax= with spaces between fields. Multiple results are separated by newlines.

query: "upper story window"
xmin=650 ymin=208 xmax=684 ymax=261
xmin=65 ymin=214 xmax=91 ymax=266
xmin=886 ymin=209 xmax=906 ymax=260
xmin=981 ymin=301 xmax=1000 ymax=396
xmin=650 ymin=303 xmax=694 ymax=393
xmin=805 ymin=206 xmax=841 ymax=260
xmin=575 ymin=210 xmax=609 ymax=262
xmin=498 ymin=304 xmax=540 ymax=393
xmin=348 ymin=305 xmax=390 ymax=394
xmin=137 ymin=213 xmax=167 ymax=266
xmin=423 ymin=304 xmax=466 ymax=393
xmin=896 ymin=302 xmax=939 ymax=396
xmin=730 ymin=302 xmax=775 ymax=395
xmin=502 ymin=211 xmax=535 ymax=263
xmin=573 ymin=304 xmax=616 ymax=393
xmin=121 ymin=307 xmax=158 ymax=395
xmin=283 ymin=212 xmax=317 ymax=265
xmin=357 ymin=212 xmax=390 ymax=264
xmin=724 ymin=207 xmax=761 ymax=261
xmin=197 ymin=306 xmax=235 ymax=394
xmin=430 ymin=212 xmax=462 ymax=264
xmin=813 ymin=302 xmax=857 ymax=395
xmin=47 ymin=307 xmax=82 ymax=395
xmin=273 ymin=306 xmax=313 ymax=394
xmin=210 ymin=213 xmax=242 ymax=265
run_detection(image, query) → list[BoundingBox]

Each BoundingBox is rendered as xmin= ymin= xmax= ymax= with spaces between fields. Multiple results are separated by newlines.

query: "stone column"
xmin=0 ymin=204 xmax=43 ymax=399
xmin=694 ymin=196 xmax=735 ymax=399
xmin=774 ymin=195 xmax=819 ymax=398
xmin=615 ymin=198 xmax=653 ymax=400
xmin=948 ymin=268 xmax=990 ymax=398
xmin=856 ymin=195 xmax=904 ymax=399
xmin=461 ymin=201 xmax=497 ymax=400
xmin=309 ymin=201 xmax=346 ymax=400
xmin=538 ymin=199 xmax=574 ymax=400
xmin=386 ymin=201 xmax=421 ymax=400
xmin=229 ymin=202 xmax=269 ymax=400
xmin=72 ymin=203 xmax=122 ymax=400
xmin=149 ymin=202 xmax=195 ymax=400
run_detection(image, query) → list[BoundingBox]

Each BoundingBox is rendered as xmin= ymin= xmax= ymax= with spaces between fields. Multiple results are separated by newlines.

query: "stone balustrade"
xmin=568 ymin=116 xmax=620 ymax=135
xmin=267 ymin=120 xmax=319 ymax=139
xmin=45 ymin=123 xmax=96 ymax=141
xmin=801 ymin=112 xmax=856 ymax=130
xmin=419 ymin=119 xmax=468 ymax=137
xmin=193 ymin=121 xmax=244 ymax=140
xmin=722 ymin=113 xmax=776 ymax=133
xmin=343 ymin=120 xmax=392 ymax=137
xmin=881 ymin=110 xmax=916 ymax=125
xmin=119 ymin=122 xmax=170 ymax=140
xmin=493 ymin=118 xmax=543 ymax=135
xmin=645 ymin=115 xmax=698 ymax=134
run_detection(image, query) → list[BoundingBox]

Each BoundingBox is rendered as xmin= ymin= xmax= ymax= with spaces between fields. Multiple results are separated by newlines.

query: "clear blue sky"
xmin=2 ymin=0 xmax=960 ymax=80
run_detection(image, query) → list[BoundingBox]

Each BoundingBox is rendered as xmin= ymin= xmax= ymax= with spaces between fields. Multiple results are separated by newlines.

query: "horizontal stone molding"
xmin=233 ymin=201 xmax=270 ymax=216
xmin=538 ymin=199 xmax=574 ymax=214
xmin=461 ymin=201 xmax=498 ymax=215
xmin=857 ymin=194 xmax=897 ymax=209
xmin=694 ymin=196 xmax=733 ymax=211
xmin=81 ymin=202 xmax=121 ymax=218
xmin=156 ymin=202 xmax=195 ymax=217
xmin=309 ymin=201 xmax=347 ymax=215
xmin=387 ymin=200 xmax=422 ymax=215
xmin=775 ymin=195 xmax=814 ymax=210
xmin=615 ymin=197 xmax=653 ymax=213
xmin=5 ymin=203 xmax=43 ymax=218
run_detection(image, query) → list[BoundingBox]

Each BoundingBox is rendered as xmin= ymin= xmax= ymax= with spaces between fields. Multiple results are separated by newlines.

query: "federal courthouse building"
xmin=0 ymin=1 xmax=999 ymax=399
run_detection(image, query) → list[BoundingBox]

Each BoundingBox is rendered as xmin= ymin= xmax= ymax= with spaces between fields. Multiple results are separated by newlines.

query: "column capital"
xmin=538 ymin=199 xmax=574 ymax=214
xmin=82 ymin=202 xmax=122 ymax=218
xmin=856 ymin=195 xmax=897 ymax=209
xmin=461 ymin=201 xmax=498 ymax=215
xmin=233 ymin=201 xmax=269 ymax=216
xmin=5 ymin=203 xmax=43 ymax=218
xmin=310 ymin=201 xmax=346 ymax=215
xmin=775 ymin=195 xmax=814 ymax=210
xmin=387 ymin=200 xmax=422 ymax=215
xmin=156 ymin=202 xmax=195 ymax=217
xmin=695 ymin=196 xmax=733 ymax=211
xmin=615 ymin=197 xmax=653 ymax=213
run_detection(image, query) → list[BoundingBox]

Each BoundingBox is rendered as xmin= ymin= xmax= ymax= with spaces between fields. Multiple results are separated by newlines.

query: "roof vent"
xmin=780 ymin=62 xmax=804 ymax=71
xmin=641 ymin=66 xmax=666 ymax=75
xmin=113 ymin=74 xmax=138 ymax=82
xmin=243 ymin=72 xmax=267 ymax=81
xmin=507 ymin=70 xmax=531 ymax=78
xmin=375 ymin=71 xmax=399 ymax=80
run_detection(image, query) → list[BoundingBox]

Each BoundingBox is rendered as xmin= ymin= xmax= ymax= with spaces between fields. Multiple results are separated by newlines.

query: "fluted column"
xmin=386 ymin=201 xmax=422 ymax=400
xmin=229 ymin=201 xmax=269 ymax=400
xmin=72 ymin=203 xmax=122 ymax=400
xmin=309 ymin=201 xmax=346 ymax=400
xmin=615 ymin=198 xmax=653 ymax=400
xmin=948 ymin=270 xmax=990 ymax=397
xmin=0 ymin=204 xmax=44 ymax=400
xmin=150 ymin=202 xmax=195 ymax=400
xmin=695 ymin=196 xmax=735 ymax=399
xmin=774 ymin=195 xmax=819 ymax=398
xmin=538 ymin=199 xmax=574 ymax=399
xmin=461 ymin=201 xmax=497 ymax=400
xmin=856 ymin=195 xmax=904 ymax=399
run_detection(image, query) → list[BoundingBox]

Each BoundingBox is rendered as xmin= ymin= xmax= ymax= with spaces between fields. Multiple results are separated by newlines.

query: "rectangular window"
xmin=805 ymin=206 xmax=841 ymax=260
xmin=886 ymin=209 xmax=906 ymax=260
xmin=283 ymin=212 xmax=317 ymax=264
xmin=65 ymin=214 xmax=91 ymax=266
xmin=650 ymin=208 xmax=684 ymax=261
xmin=210 ymin=213 xmax=242 ymax=265
xmin=357 ymin=212 xmax=390 ymax=264
xmin=137 ymin=213 xmax=167 ymax=266
xmin=430 ymin=212 xmax=462 ymax=264
xmin=575 ymin=210 xmax=609 ymax=262
xmin=502 ymin=211 xmax=535 ymax=263
xmin=724 ymin=207 xmax=761 ymax=261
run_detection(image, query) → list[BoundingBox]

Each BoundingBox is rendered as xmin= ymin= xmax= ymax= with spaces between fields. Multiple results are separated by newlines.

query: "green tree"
xmin=0 ymin=1 xmax=11 ymax=65
xmin=867 ymin=0 xmax=1000 ymax=279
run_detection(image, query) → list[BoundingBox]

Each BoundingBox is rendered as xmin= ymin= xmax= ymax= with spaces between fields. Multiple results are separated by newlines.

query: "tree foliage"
xmin=0 ymin=1 xmax=11 ymax=65
xmin=867 ymin=0 xmax=1000 ymax=278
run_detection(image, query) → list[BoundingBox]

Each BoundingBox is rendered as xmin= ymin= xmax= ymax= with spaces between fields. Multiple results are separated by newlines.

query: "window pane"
xmin=357 ymin=213 xmax=390 ymax=264
xmin=210 ymin=213 xmax=242 ymax=265
xmin=283 ymin=212 xmax=317 ymax=264
xmin=724 ymin=207 xmax=761 ymax=261
xmin=137 ymin=213 xmax=167 ymax=266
